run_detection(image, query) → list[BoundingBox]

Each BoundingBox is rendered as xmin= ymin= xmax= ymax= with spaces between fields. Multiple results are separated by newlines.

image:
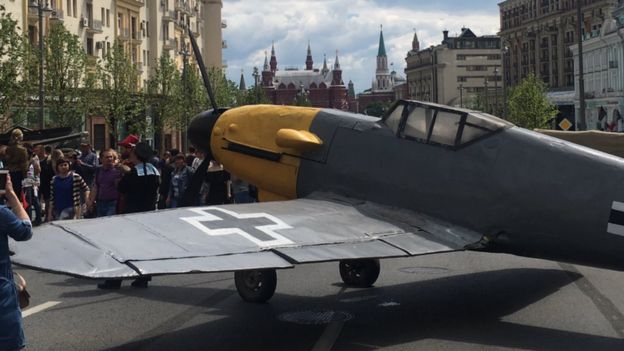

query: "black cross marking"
xmin=198 ymin=210 xmax=279 ymax=242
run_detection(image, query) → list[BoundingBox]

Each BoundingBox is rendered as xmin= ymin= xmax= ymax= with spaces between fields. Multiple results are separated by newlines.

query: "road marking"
xmin=22 ymin=301 xmax=61 ymax=318
xmin=311 ymin=286 xmax=348 ymax=351
xmin=559 ymin=263 xmax=624 ymax=337
xmin=311 ymin=321 xmax=344 ymax=351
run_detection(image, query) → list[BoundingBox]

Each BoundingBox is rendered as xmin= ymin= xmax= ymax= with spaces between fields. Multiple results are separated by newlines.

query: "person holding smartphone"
xmin=0 ymin=173 xmax=33 ymax=351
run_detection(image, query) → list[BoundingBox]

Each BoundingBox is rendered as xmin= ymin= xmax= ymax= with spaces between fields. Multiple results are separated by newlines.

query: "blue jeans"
xmin=96 ymin=200 xmax=117 ymax=217
xmin=234 ymin=191 xmax=255 ymax=204
xmin=54 ymin=207 xmax=75 ymax=220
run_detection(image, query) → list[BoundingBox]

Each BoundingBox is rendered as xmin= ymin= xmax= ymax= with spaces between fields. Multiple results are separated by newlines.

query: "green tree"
xmin=45 ymin=21 xmax=87 ymax=130
xmin=239 ymin=84 xmax=270 ymax=106
xmin=147 ymin=52 xmax=181 ymax=147
xmin=507 ymin=73 xmax=558 ymax=129
xmin=467 ymin=91 xmax=487 ymax=112
xmin=0 ymin=5 xmax=27 ymax=128
xmin=364 ymin=101 xmax=391 ymax=117
xmin=97 ymin=40 xmax=141 ymax=146
xmin=207 ymin=67 xmax=238 ymax=108
xmin=293 ymin=89 xmax=311 ymax=106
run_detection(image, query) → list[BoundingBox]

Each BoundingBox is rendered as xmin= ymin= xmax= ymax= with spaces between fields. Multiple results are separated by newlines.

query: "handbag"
xmin=13 ymin=272 xmax=30 ymax=310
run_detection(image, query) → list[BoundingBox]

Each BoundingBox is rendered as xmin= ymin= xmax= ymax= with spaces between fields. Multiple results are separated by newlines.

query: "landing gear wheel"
xmin=339 ymin=259 xmax=380 ymax=287
xmin=234 ymin=269 xmax=277 ymax=303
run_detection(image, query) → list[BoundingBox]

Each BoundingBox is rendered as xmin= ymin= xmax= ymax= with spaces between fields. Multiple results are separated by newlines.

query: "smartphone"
xmin=0 ymin=170 xmax=8 ymax=195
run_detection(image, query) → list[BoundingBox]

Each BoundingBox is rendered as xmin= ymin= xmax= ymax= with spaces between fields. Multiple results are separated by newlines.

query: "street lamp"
xmin=493 ymin=67 xmax=499 ymax=115
xmin=29 ymin=0 xmax=52 ymax=130
xmin=484 ymin=77 xmax=489 ymax=113
xmin=179 ymin=33 xmax=191 ymax=153
xmin=458 ymin=84 xmax=463 ymax=108
xmin=501 ymin=43 xmax=509 ymax=119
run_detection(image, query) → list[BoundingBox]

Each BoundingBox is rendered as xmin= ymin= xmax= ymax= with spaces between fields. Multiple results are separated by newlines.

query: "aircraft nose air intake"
xmin=188 ymin=109 xmax=226 ymax=159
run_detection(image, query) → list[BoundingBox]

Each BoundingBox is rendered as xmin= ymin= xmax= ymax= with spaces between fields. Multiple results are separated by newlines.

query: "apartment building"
xmin=405 ymin=28 xmax=502 ymax=111
xmin=570 ymin=1 xmax=624 ymax=131
xmin=499 ymin=0 xmax=615 ymax=88
xmin=3 ymin=0 xmax=225 ymax=150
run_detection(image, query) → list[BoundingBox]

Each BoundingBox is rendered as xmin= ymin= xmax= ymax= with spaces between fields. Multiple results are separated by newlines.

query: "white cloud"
xmin=222 ymin=0 xmax=499 ymax=94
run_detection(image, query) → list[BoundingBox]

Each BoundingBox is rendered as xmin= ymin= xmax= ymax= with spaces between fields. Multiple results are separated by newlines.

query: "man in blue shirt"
xmin=0 ymin=174 xmax=33 ymax=350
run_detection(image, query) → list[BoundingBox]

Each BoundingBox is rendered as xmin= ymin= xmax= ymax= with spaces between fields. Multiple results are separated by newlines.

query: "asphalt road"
xmin=16 ymin=251 xmax=624 ymax=350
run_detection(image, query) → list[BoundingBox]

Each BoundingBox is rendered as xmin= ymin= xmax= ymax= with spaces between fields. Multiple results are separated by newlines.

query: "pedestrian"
xmin=76 ymin=140 xmax=98 ymax=188
xmin=47 ymin=158 xmax=90 ymax=221
xmin=0 ymin=174 xmax=33 ymax=351
xmin=185 ymin=146 xmax=196 ymax=167
xmin=157 ymin=149 xmax=177 ymax=210
xmin=166 ymin=154 xmax=193 ymax=208
xmin=87 ymin=149 xmax=121 ymax=217
xmin=205 ymin=160 xmax=231 ymax=205
xmin=231 ymin=174 xmax=255 ymax=204
xmin=37 ymin=146 xmax=52 ymax=206
xmin=98 ymin=142 xmax=159 ymax=290
xmin=5 ymin=129 xmax=28 ymax=196
xmin=22 ymin=146 xmax=41 ymax=225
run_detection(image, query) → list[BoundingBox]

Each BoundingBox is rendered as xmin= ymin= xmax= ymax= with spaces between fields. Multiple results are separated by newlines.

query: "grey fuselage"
xmin=297 ymin=109 xmax=624 ymax=271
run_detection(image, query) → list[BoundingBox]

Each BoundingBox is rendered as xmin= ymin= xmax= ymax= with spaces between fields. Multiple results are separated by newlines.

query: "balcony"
xmin=162 ymin=10 xmax=176 ymax=22
xmin=175 ymin=0 xmax=191 ymax=15
xmin=134 ymin=62 xmax=144 ymax=74
xmin=85 ymin=19 xmax=103 ymax=33
xmin=118 ymin=28 xmax=131 ymax=41
xmin=222 ymin=59 xmax=228 ymax=68
xmin=222 ymin=40 xmax=227 ymax=49
xmin=163 ymin=38 xmax=176 ymax=50
xmin=221 ymin=19 xmax=227 ymax=28
xmin=50 ymin=8 xmax=64 ymax=21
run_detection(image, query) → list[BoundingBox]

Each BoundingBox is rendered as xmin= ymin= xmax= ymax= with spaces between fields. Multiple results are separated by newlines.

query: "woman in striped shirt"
xmin=46 ymin=158 xmax=90 ymax=221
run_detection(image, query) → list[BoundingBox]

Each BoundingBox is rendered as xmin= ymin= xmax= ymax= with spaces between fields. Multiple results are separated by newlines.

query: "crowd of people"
xmin=0 ymin=130 xmax=257 ymax=227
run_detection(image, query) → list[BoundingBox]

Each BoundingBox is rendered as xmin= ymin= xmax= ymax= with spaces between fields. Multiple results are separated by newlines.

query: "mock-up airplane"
xmin=11 ymin=31 xmax=624 ymax=303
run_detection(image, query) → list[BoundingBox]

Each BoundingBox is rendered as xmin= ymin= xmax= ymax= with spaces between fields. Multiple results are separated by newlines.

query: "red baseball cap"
xmin=118 ymin=134 xmax=140 ymax=148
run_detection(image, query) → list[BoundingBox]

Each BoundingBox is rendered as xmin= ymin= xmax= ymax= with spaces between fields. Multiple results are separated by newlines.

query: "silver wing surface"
xmin=10 ymin=193 xmax=482 ymax=279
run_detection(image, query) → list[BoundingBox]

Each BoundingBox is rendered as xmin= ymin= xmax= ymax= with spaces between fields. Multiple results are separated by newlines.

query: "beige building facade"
xmin=3 ymin=0 xmax=225 ymax=150
xmin=499 ymin=0 xmax=616 ymax=89
xmin=405 ymin=28 xmax=503 ymax=112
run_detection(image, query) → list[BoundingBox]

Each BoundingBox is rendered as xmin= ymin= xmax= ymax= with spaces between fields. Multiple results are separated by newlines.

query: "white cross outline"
xmin=180 ymin=207 xmax=294 ymax=247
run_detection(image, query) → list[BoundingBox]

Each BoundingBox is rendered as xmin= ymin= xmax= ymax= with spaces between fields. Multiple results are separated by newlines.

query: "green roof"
xmin=378 ymin=30 xmax=387 ymax=57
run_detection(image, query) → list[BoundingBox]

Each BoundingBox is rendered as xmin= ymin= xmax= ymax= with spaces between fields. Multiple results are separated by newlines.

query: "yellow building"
xmin=4 ymin=0 xmax=225 ymax=151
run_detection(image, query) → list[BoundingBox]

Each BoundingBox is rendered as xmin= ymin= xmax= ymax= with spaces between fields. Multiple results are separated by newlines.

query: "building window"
xmin=106 ymin=9 xmax=110 ymax=27
xmin=101 ymin=8 xmax=105 ymax=23
xmin=72 ymin=0 xmax=77 ymax=17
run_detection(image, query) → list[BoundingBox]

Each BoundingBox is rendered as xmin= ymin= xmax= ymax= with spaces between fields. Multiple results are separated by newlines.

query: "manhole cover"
xmin=278 ymin=310 xmax=353 ymax=325
xmin=399 ymin=266 xmax=450 ymax=274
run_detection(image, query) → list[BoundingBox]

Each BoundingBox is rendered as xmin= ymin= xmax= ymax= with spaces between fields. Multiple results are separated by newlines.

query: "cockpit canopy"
xmin=382 ymin=100 xmax=512 ymax=149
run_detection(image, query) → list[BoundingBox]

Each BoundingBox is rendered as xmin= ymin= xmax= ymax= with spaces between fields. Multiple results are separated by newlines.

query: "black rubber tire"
xmin=339 ymin=259 xmax=380 ymax=287
xmin=234 ymin=269 xmax=277 ymax=303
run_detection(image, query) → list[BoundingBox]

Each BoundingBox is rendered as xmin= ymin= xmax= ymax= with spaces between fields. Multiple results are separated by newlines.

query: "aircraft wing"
xmin=10 ymin=193 xmax=482 ymax=279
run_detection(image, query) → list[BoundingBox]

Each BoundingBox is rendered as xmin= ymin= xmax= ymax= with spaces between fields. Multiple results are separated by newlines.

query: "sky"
xmin=222 ymin=0 xmax=501 ymax=94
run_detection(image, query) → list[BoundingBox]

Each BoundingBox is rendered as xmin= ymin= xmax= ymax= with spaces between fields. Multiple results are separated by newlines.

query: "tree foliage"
xmin=45 ymin=22 xmax=87 ymax=130
xmin=0 ymin=5 xmax=27 ymax=128
xmin=238 ymin=84 xmax=270 ymax=106
xmin=147 ymin=52 xmax=181 ymax=138
xmin=507 ymin=73 xmax=558 ymax=129
xmin=97 ymin=40 xmax=141 ymax=145
xmin=364 ymin=101 xmax=391 ymax=117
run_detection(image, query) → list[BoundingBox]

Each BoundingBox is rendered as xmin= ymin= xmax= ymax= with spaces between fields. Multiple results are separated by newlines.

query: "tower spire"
xmin=377 ymin=25 xmax=387 ymax=57
xmin=321 ymin=53 xmax=329 ymax=75
xmin=334 ymin=50 xmax=340 ymax=70
xmin=412 ymin=28 xmax=420 ymax=51
xmin=270 ymin=41 xmax=277 ymax=73
xmin=239 ymin=69 xmax=246 ymax=91
xmin=305 ymin=40 xmax=314 ymax=70
xmin=263 ymin=51 xmax=269 ymax=71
